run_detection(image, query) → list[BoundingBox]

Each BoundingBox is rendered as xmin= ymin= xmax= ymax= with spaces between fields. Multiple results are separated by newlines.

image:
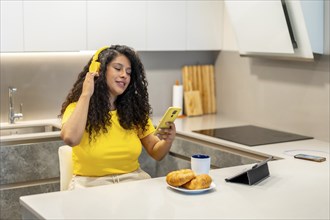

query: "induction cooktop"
xmin=193 ymin=125 xmax=313 ymax=146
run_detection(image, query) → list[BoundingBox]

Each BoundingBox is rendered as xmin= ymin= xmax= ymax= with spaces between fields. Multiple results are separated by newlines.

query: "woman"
xmin=59 ymin=45 xmax=176 ymax=189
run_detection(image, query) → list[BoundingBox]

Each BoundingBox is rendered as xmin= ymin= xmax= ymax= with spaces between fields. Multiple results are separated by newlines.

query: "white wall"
xmin=215 ymin=51 xmax=329 ymax=142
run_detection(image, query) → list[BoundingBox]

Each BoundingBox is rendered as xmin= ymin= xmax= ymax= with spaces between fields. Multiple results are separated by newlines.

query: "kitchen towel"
xmin=172 ymin=84 xmax=183 ymax=116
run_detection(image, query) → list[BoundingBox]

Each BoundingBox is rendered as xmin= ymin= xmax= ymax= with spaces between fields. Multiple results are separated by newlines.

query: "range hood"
xmin=225 ymin=0 xmax=324 ymax=61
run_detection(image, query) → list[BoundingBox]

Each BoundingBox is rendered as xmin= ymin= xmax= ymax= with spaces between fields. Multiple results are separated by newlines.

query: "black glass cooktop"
xmin=193 ymin=125 xmax=313 ymax=147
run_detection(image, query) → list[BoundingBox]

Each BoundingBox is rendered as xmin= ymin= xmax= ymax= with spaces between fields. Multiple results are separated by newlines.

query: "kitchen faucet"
xmin=8 ymin=87 xmax=23 ymax=124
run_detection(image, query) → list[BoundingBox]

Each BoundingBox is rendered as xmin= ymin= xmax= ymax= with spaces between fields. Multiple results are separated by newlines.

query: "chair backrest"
xmin=58 ymin=145 xmax=73 ymax=191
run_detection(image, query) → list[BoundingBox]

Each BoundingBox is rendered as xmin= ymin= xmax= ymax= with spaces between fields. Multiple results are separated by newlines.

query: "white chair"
xmin=58 ymin=145 xmax=73 ymax=191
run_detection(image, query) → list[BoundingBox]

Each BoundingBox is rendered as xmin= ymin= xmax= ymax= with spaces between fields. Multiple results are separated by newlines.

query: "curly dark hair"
xmin=59 ymin=45 xmax=152 ymax=140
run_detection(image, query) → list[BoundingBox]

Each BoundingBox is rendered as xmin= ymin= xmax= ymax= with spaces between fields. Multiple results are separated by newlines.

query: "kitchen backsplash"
xmin=1 ymin=50 xmax=329 ymax=142
xmin=215 ymin=51 xmax=329 ymax=142
xmin=0 ymin=51 xmax=217 ymax=122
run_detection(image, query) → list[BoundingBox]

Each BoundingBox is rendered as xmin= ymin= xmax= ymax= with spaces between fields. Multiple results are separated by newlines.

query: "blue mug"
xmin=191 ymin=154 xmax=211 ymax=174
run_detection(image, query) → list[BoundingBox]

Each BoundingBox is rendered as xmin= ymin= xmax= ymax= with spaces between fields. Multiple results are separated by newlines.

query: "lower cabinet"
xmin=139 ymin=148 xmax=191 ymax=178
xmin=1 ymin=182 xmax=59 ymax=220
xmin=139 ymin=136 xmax=260 ymax=178
xmin=0 ymin=140 xmax=64 ymax=220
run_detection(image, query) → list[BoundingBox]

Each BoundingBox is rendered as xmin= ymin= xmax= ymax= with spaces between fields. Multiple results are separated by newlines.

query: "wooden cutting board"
xmin=202 ymin=65 xmax=217 ymax=114
xmin=184 ymin=81 xmax=203 ymax=116
xmin=182 ymin=65 xmax=216 ymax=116
xmin=209 ymin=65 xmax=217 ymax=113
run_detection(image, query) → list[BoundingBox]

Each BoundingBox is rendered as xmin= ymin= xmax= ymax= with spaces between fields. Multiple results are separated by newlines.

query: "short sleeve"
xmin=61 ymin=102 xmax=77 ymax=125
xmin=138 ymin=118 xmax=156 ymax=139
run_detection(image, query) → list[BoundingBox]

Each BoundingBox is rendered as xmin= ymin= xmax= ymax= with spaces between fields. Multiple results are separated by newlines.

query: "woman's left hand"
xmin=156 ymin=122 xmax=176 ymax=143
xmin=142 ymin=122 xmax=176 ymax=161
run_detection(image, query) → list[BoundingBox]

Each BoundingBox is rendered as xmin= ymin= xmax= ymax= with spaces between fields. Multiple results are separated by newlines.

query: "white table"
xmin=20 ymin=157 xmax=329 ymax=219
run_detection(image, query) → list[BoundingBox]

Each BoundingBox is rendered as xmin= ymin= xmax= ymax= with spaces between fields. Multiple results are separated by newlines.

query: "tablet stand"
xmin=225 ymin=157 xmax=272 ymax=185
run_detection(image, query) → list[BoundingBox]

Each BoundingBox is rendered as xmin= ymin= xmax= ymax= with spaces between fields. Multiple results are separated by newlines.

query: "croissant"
xmin=182 ymin=174 xmax=212 ymax=190
xmin=166 ymin=169 xmax=196 ymax=187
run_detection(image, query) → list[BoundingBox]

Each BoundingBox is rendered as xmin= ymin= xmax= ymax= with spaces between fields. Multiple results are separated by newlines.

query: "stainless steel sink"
xmin=0 ymin=125 xmax=60 ymax=136
xmin=0 ymin=121 xmax=62 ymax=145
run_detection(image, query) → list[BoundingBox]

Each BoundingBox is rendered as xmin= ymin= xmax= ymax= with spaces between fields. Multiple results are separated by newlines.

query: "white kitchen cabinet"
xmin=0 ymin=1 xmax=24 ymax=52
xmin=146 ymin=1 xmax=186 ymax=51
xmin=225 ymin=1 xmax=294 ymax=54
xmin=1 ymin=0 xmax=224 ymax=52
xmin=87 ymin=1 xmax=147 ymax=51
xmin=225 ymin=0 xmax=324 ymax=60
xmin=23 ymin=1 xmax=86 ymax=52
xmin=186 ymin=1 xmax=223 ymax=50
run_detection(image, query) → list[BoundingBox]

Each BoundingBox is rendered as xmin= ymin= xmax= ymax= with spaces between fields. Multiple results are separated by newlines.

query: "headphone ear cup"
xmin=89 ymin=61 xmax=101 ymax=73
xmin=88 ymin=46 xmax=110 ymax=73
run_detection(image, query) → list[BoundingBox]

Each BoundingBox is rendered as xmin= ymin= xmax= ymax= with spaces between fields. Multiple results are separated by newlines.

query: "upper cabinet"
xmin=0 ymin=1 xmax=24 ymax=52
xmin=23 ymin=1 xmax=87 ymax=52
xmin=225 ymin=0 xmax=325 ymax=60
xmin=1 ymin=0 xmax=223 ymax=52
xmin=186 ymin=1 xmax=223 ymax=50
xmin=87 ymin=1 xmax=223 ymax=51
xmin=87 ymin=1 xmax=147 ymax=51
xmin=146 ymin=1 xmax=186 ymax=51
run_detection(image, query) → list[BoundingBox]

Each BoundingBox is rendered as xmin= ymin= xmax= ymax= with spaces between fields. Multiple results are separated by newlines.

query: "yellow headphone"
xmin=89 ymin=46 xmax=110 ymax=72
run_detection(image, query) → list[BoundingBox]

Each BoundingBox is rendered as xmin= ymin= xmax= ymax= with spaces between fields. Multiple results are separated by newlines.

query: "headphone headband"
xmin=89 ymin=46 xmax=110 ymax=72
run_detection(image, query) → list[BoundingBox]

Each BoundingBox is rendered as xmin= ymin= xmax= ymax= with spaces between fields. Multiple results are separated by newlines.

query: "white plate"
xmin=167 ymin=182 xmax=216 ymax=194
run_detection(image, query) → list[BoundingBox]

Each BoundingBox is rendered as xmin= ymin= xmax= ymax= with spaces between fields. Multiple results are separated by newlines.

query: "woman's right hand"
xmin=82 ymin=72 xmax=99 ymax=98
xmin=61 ymin=72 xmax=99 ymax=146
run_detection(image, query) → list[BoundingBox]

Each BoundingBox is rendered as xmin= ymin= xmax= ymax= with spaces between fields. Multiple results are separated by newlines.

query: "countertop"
xmin=17 ymin=115 xmax=330 ymax=219
xmin=20 ymin=158 xmax=329 ymax=219
xmin=170 ymin=114 xmax=329 ymax=161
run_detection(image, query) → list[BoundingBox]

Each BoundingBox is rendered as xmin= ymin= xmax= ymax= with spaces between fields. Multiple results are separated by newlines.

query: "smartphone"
xmin=294 ymin=154 xmax=326 ymax=162
xmin=154 ymin=107 xmax=181 ymax=135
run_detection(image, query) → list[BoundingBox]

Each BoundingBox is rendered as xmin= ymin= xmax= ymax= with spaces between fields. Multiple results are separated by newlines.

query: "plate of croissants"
xmin=166 ymin=169 xmax=216 ymax=193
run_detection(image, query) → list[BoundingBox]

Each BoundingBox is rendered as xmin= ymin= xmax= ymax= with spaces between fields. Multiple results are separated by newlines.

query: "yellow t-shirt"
xmin=62 ymin=102 xmax=155 ymax=176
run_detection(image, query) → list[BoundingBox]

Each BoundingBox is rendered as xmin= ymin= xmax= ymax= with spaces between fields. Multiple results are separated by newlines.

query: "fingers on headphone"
xmin=93 ymin=72 xmax=100 ymax=78
xmin=87 ymin=72 xmax=99 ymax=78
